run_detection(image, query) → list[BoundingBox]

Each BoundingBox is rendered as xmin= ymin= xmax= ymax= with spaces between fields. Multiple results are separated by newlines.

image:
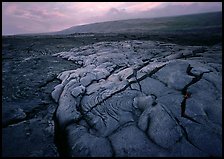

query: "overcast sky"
xmin=2 ymin=2 xmax=222 ymax=35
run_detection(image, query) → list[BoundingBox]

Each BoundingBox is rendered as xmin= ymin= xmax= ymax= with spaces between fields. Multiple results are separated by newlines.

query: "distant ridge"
xmin=14 ymin=11 xmax=222 ymax=36
xmin=54 ymin=11 xmax=222 ymax=35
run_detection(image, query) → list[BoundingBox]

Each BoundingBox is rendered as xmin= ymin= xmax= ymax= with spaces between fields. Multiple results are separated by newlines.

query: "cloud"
xmin=4 ymin=3 xmax=66 ymax=20
xmin=2 ymin=2 xmax=74 ymax=34
xmin=104 ymin=7 xmax=128 ymax=20
xmin=122 ymin=2 xmax=163 ymax=12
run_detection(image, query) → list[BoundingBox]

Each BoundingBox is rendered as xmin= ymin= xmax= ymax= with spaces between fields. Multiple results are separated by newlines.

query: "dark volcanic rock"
xmin=2 ymin=118 xmax=58 ymax=157
xmin=2 ymin=38 xmax=82 ymax=157
xmin=2 ymin=106 xmax=26 ymax=127
xmin=52 ymin=40 xmax=222 ymax=157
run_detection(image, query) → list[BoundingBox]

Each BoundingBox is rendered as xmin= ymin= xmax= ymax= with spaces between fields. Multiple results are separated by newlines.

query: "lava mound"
xmin=52 ymin=40 xmax=222 ymax=157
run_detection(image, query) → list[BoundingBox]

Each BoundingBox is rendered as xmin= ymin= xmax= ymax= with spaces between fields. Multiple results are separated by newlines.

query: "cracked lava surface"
xmin=51 ymin=40 xmax=222 ymax=157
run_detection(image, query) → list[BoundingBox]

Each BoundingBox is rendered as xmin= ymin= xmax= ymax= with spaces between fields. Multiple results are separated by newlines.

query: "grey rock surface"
xmin=52 ymin=40 xmax=222 ymax=157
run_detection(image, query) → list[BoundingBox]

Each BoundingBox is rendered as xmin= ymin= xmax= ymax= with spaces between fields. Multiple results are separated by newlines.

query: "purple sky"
xmin=2 ymin=2 xmax=222 ymax=35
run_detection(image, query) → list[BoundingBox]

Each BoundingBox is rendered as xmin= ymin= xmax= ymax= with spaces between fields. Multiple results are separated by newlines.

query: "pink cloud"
xmin=124 ymin=2 xmax=163 ymax=12
xmin=4 ymin=2 xmax=66 ymax=21
xmin=66 ymin=2 xmax=125 ymax=12
xmin=4 ymin=3 xmax=18 ymax=14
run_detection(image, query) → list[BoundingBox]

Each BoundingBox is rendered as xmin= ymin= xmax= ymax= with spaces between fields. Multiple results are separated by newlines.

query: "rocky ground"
xmin=52 ymin=40 xmax=222 ymax=157
xmin=2 ymin=34 xmax=222 ymax=157
xmin=2 ymin=34 xmax=149 ymax=157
